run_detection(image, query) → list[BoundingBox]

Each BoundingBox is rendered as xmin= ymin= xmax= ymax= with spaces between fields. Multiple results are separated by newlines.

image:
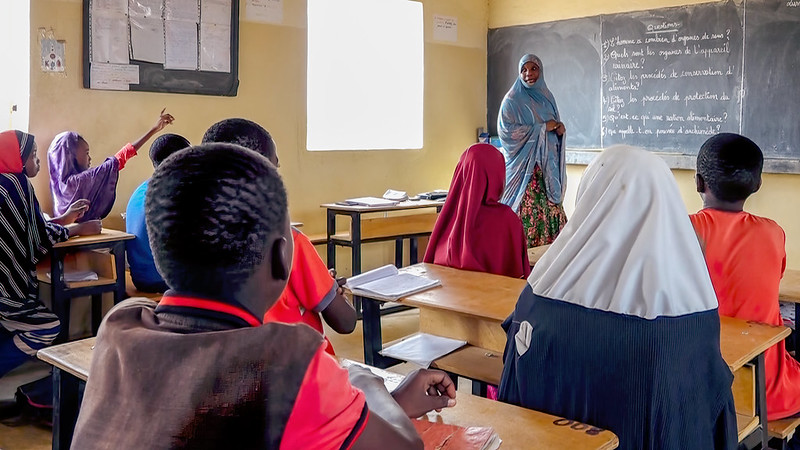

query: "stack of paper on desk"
xmin=346 ymin=264 xmax=441 ymax=301
xmin=344 ymin=196 xmax=399 ymax=207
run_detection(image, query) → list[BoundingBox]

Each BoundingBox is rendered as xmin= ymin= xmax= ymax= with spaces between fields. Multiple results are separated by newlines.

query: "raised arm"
xmin=130 ymin=108 xmax=175 ymax=151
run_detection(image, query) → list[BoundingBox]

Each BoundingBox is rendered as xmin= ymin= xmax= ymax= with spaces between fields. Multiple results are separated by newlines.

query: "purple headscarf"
xmin=48 ymin=131 xmax=119 ymax=222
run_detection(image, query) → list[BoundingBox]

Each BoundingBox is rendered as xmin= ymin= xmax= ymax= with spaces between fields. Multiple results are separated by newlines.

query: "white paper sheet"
xmin=165 ymin=0 xmax=198 ymax=22
xmin=201 ymin=0 xmax=231 ymax=26
xmin=199 ymin=23 xmax=230 ymax=72
xmin=92 ymin=0 xmax=128 ymax=15
xmin=380 ymin=333 xmax=466 ymax=368
xmin=130 ymin=17 xmax=166 ymax=63
xmin=128 ymin=0 xmax=163 ymax=18
xmin=433 ymin=14 xmax=458 ymax=43
xmin=91 ymin=11 xmax=130 ymax=64
xmin=41 ymin=39 xmax=66 ymax=72
xmin=246 ymin=0 xmax=282 ymax=24
xmin=90 ymin=62 xmax=140 ymax=90
xmin=165 ymin=20 xmax=198 ymax=70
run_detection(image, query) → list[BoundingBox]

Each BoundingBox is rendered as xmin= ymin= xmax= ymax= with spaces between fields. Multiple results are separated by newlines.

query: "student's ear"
xmin=695 ymin=173 xmax=706 ymax=193
xmin=753 ymin=176 xmax=762 ymax=194
xmin=269 ymin=236 xmax=291 ymax=281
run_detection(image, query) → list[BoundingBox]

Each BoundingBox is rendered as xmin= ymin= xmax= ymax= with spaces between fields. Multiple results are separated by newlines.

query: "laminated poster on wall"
xmin=165 ymin=19 xmax=199 ymax=70
xmin=41 ymin=38 xmax=66 ymax=73
xmin=201 ymin=0 xmax=232 ymax=26
xmin=130 ymin=16 xmax=166 ymax=64
xmin=200 ymin=23 xmax=231 ymax=72
xmin=433 ymin=14 xmax=458 ymax=43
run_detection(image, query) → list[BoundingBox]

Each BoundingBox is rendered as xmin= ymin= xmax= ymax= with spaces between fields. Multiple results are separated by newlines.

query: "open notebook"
xmin=346 ymin=264 xmax=441 ymax=301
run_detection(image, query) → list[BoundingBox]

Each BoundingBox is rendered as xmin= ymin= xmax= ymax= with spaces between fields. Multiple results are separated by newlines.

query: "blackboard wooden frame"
xmin=82 ymin=0 xmax=239 ymax=96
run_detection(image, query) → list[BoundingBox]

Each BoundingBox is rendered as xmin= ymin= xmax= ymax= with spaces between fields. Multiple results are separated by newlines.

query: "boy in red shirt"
xmin=203 ymin=119 xmax=355 ymax=354
xmin=690 ymin=133 xmax=800 ymax=425
xmin=72 ymin=143 xmax=456 ymax=448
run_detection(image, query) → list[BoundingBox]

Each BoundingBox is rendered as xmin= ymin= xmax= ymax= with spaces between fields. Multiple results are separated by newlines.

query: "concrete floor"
xmin=0 ymin=309 xmax=432 ymax=450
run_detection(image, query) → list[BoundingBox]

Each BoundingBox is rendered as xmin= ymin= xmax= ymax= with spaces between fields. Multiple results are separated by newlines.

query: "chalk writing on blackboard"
xmin=600 ymin=2 xmax=743 ymax=151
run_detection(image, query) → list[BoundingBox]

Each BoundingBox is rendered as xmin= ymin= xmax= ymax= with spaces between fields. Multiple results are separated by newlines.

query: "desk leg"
xmin=351 ymin=212 xmax=362 ymax=276
xmin=755 ymin=353 xmax=768 ymax=449
xmin=52 ymin=367 xmax=80 ymax=450
xmin=409 ymin=238 xmax=419 ymax=265
xmin=112 ymin=242 xmax=126 ymax=305
xmin=395 ymin=239 xmax=404 ymax=267
xmin=50 ymin=253 xmax=69 ymax=344
xmin=327 ymin=209 xmax=336 ymax=271
xmin=795 ymin=303 xmax=799 ymax=353
xmin=361 ymin=297 xmax=400 ymax=369
xmin=90 ymin=295 xmax=102 ymax=335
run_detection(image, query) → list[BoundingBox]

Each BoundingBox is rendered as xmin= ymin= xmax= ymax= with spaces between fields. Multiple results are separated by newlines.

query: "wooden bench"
xmin=431 ymin=345 xmax=503 ymax=396
xmin=768 ymin=416 xmax=800 ymax=450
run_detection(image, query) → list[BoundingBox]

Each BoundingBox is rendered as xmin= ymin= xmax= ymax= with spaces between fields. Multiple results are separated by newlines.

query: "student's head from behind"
xmin=696 ymin=133 xmax=763 ymax=204
xmin=453 ymin=143 xmax=506 ymax=204
xmin=149 ymin=133 xmax=190 ymax=168
xmin=146 ymin=143 xmax=292 ymax=312
xmin=0 ymin=130 xmax=37 ymax=176
xmin=202 ymin=118 xmax=279 ymax=167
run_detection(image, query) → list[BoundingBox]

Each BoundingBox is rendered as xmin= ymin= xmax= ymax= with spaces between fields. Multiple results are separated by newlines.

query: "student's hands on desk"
xmin=349 ymin=365 xmax=456 ymax=418
xmin=66 ymin=220 xmax=102 ymax=237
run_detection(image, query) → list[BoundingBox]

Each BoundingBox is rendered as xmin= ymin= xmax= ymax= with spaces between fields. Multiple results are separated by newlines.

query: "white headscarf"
xmin=528 ymin=145 xmax=718 ymax=319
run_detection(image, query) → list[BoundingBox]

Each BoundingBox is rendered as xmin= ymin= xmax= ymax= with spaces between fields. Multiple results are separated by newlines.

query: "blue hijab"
xmin=498 ymin=54 xmax=566 ymax=211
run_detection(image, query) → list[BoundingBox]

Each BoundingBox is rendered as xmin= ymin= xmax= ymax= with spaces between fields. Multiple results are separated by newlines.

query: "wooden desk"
xmin=38 ymin=229 xmax=134 ymax=342
xmin=345 ymin=359 xmax=618 ymax=449
xmin=37 ymin=339 xmax=619 ymax=450
xmin=321 ymin=200 xmax=443 ymax=276
xmin=358 ymin=263 xmax=789 ymax=448
xmin=37 ymin=337 xmax=94 ymax=450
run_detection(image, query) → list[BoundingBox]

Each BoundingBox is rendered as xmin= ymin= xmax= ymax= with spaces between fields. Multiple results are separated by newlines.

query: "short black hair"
xmin=697 ymin=133 xmax=763 ymax=202
xmin=146 ymin=143 xmax=288 ymax=297
xmin=202 ymin=118 xmax=277 ymax=163
xmin=149 ymin=134 xmax=190 ymax=168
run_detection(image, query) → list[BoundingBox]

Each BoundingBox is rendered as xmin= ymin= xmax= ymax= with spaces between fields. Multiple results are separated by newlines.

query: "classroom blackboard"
xmin=82 ymin=0 xmax=239 ymax=96
xmin=742 ymin=0 xmax=800 ymax=158
xmin=488 ymin=0 xmax=800 ymax=171
xmin=487 ymin=17 xmax=602 ymax=149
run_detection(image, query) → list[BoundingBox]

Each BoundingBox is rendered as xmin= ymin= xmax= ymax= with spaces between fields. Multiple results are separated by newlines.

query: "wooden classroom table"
xmin=527 ymin=244 xmax=551 ymax=267
xmin=36 ymin=337 xmax=618 ymax=450
xmin=38 ymin=229 xmax=134 ymax=342
xmin=320 ymin=200 xmax=443 ymax=276
xmin=357 ymin=263 xmax=790 ymax=449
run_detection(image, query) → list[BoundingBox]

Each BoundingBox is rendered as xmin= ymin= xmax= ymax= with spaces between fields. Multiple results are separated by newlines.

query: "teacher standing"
xmin=498 ymin=54 xmax=567 ymax=248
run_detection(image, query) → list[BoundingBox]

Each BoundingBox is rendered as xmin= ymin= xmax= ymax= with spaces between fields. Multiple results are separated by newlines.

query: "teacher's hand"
xmin=546 ymin=120 xmax=559 ymax=132
xmin=555 ymin=122 xmax=566 ymax=136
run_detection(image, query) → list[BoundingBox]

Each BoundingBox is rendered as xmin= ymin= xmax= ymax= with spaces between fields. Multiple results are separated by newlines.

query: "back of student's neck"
xmin=703 ymin=199 xmax=746 ymax=213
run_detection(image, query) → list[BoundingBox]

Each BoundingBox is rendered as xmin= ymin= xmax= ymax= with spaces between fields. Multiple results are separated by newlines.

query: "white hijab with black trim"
xmin=528 ymin=145 xmax=717 ymax=320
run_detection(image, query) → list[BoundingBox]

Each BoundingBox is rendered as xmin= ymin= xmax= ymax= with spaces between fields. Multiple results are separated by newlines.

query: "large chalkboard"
xmin=742 ymin=0 xmax=800 ymax=158
xmin=488 ymin=0 xmax=800 ymax=170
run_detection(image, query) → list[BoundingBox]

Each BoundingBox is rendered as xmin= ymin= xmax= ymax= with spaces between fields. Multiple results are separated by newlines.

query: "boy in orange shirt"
xmin=203 ymin=119 xmax=356 ymax=355
xmin=690 ymin=133 xmax=800 ymax=425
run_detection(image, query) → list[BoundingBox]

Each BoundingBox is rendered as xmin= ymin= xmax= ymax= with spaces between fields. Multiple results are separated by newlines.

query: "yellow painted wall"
xmin=28 ymin=0 xmax=488 ymax=275
xmin=490 ymin=0 xmax=800 ymax=268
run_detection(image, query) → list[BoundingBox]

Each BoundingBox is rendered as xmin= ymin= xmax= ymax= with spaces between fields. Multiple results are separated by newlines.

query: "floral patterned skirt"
xmin=519 ymin=165 xmax=567 ymax=248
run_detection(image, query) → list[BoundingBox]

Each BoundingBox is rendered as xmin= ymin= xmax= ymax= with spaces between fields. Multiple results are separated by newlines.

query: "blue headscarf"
xmin=498 ymin=54 xmax=566 ymax=211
